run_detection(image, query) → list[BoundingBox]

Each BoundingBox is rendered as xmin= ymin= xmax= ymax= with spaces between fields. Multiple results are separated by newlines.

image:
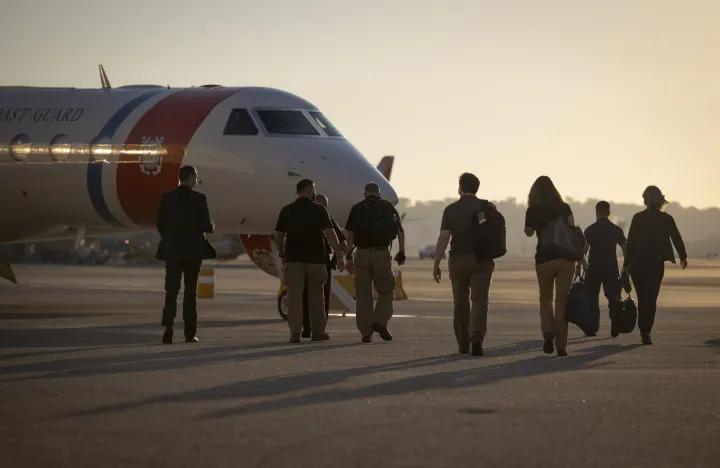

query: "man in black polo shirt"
xmin=301 ymin=193 xmax=347 ymax=338
xmin=345 ymin=182 xmax=405 ymax=343
xmin=584 ymin=201 xmax=627 ymax=324
xmin=432 ymin=172 xmax=496 ymax=356
xmin=274 ymin=179 xmax=346 ymax=343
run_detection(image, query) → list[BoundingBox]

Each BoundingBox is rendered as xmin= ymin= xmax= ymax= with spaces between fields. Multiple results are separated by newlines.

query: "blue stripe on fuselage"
xmin=86 ymin=90 xmax=164 ymax=227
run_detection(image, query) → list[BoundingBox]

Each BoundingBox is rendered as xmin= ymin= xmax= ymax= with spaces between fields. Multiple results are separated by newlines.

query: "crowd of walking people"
xmin=155 ymin=165 xmax=687 ymax=356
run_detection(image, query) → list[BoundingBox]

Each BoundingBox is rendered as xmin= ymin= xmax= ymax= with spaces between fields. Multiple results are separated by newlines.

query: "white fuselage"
xmin=0 ymin=85 xmax=397 ymax=245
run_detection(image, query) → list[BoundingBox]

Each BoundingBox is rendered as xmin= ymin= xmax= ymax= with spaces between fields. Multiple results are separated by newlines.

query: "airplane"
xmin=0 ymin=66 xmax=398 ymax=283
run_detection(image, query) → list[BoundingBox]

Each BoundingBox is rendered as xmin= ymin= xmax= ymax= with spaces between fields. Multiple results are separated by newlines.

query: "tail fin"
xmin=376 ymin=155 xmax=394 ymax=181
xmin=99 ymin=64 xmax=111 ymax=90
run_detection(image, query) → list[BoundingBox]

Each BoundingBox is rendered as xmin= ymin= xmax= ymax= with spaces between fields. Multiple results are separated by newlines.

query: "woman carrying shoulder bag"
xmin=524 ymin=176 xmax=584 ymax=357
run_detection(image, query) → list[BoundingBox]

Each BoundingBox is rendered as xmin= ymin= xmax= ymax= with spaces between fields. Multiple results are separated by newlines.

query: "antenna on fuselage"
xmin=98 ymin=64 xmax=112 ymax=90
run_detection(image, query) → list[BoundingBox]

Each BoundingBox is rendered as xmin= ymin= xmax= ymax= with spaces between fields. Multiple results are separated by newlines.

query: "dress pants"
xmin=630 ymin=259 xmax=665 ymax=333
xmin=162 ymin=258 xmax=202 ymax=338
xmin=303 ymin=262 xmax=332 ymax=332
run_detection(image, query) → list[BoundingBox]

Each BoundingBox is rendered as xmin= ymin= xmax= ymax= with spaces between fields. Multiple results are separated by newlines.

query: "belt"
xmin=357 ymin=246 xmax=389 ymax=250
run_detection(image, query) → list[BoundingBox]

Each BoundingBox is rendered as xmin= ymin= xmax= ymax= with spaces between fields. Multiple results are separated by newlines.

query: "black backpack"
xmin=356 ymin=197 xmax=399 ymax=247
xmin=471 ymin=201 xmax=507 ymax=261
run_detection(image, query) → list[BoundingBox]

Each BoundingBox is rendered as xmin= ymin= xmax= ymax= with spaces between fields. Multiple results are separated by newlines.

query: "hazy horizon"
xmin=3 ymin=0 xmax=719 ymax=209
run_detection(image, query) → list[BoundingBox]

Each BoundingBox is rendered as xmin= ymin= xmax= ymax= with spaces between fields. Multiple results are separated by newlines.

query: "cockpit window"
xmin=256 ymin=110 xmax=320 ymax=136
xmin=223 ymin=109 xmax=259 ymax=135
xmin=309 ymin=111 xmax=342 ymax=137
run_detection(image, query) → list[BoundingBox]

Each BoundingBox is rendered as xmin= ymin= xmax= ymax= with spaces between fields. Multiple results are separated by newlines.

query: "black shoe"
xmin=311 ymin=332 xmax=330 ymax=342
xmin=585 ymin=332 xmax=597 ymax=337
xmin=362 ymin=335 xmax=373 ymax=343
xmin=301 ymin=328 xmax=311 ymax=339
xmin=458 ymin=343 xmax=469 ymax=354
xmin=162 ymin=328 xmax=173 ymax=344
xmin=469 ymin=340 xmax=484 ymax=356
xmin=641 ymin=332 xmax=653 ymax=345
xmin=610 ymin=323 xmax=619 ymax=338
xmin=185 ymin=336 xmax=199 ymax=343
xmin=557 ymin=349 xmax=568 ymax=357
xmin=372 ymin=323 xmax=393 ymax=341
xmin=543 ymin=332 xmax=555 ymax=354
xmin=289 ymin=334 xmax=301 ymax=344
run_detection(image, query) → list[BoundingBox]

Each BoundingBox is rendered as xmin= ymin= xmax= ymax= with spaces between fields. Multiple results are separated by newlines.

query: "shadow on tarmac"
xmin=60 ymin=342 xmax=641 ymax=420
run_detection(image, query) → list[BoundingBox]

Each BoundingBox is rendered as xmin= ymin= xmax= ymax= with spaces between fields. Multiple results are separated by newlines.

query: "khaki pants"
xmin=285 ymin=262 xmax=328 ymax=336
xmin=448 ymin=253 xmax=495 ymax=346
xmin=354 ymin=248 xmax=395 ymax=336
xmin=535 ymin=259 xmax=575 ymax=351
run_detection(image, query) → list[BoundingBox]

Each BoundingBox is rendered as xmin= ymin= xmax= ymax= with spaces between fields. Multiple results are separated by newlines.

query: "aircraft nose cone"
xmin=380 ymin=178 xmax=399 ymax=206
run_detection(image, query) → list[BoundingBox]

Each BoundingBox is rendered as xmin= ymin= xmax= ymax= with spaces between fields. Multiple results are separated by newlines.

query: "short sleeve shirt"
xmin=440 ymin=195 xmax=491 ymax=256
xmin=275 ymin=197 xmax=333 ymax=263
xmin=525 ymin=202 xmax=573 ymax=265
xmin=583 ymin=218 xmax=626 ymax=270
xmin=345 ymin=196 xmax=403 ymax=248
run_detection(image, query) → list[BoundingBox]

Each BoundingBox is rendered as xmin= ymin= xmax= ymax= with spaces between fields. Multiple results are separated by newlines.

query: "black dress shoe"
xmin=362 ymin=335 xmax=373 ymax=343
xmin=185 ymin=336 xmax=199 ymax=343
xmin=543 ymin=332 xmax=555 ymax=354
xmin=372 ymin=323 xmax=393 ymax=341
xmin=301 ymin=328 xmax=312 ymax=339
xmin=162 ymin=328 xmax=173 ymax=344
xmin=469 ymin=340 xmax=484 ymax=356
xmin=641 ymin=332 xmax=653 ymax=345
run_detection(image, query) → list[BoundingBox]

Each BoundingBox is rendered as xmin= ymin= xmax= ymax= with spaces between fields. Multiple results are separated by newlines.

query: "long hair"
xmin=643 ymin=185 xmax=668 ymax=211
xmin=527 ymin=176 xmax=564 ymax=207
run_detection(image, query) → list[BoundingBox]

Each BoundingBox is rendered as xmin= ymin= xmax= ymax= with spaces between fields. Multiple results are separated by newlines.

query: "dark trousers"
xmin=162 ymin=259 xmax=202 ymax=338
xmin=303 ymin=263 xmax=332 ymax=332
xmin=630 ymin=259 xmax=665 ymax=333
xmin=585 ymin=265 xmax=621 ymax=313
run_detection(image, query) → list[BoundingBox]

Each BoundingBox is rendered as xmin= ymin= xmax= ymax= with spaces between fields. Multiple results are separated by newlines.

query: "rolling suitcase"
xmin=565 ymin=273 xmax=600 ymax=336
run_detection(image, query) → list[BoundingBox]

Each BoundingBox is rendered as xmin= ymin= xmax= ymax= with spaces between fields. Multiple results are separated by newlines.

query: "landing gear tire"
xmin=277 ymin=289 xmax=289 ymax=321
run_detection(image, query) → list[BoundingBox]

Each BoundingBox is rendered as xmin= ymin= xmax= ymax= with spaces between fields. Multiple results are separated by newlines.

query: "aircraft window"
xmin=223 ymin=109 xmax=259 ymax=135
xmin=309 ymin=111 xmax=342 ymax=137
xmin=257 ymin=110 xmax=319 ymax=136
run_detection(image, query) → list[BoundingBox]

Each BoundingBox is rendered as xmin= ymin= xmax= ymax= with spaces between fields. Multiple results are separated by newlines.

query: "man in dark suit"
xmin=156 ymin=165 xmax=216 ymax=344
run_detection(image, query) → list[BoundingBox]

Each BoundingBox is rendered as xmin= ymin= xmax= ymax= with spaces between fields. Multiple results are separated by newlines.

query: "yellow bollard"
xmin=197 ymin=268 xmax=215 ymax=299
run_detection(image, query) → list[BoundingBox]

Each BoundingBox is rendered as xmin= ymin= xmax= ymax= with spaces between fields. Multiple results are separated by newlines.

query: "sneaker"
xmin=543 ymin=332 xmax=555 ymax=354
xmin=311 ymin=333 xmax=330 ymax=342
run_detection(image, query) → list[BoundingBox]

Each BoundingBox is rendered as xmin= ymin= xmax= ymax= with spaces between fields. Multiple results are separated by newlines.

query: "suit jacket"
xmin=155 ymin=185 xmax=216 ymax=262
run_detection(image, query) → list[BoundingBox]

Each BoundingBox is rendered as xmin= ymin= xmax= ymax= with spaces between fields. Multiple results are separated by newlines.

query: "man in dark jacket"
xmin=156 ymin=165 xmax=216 ymax=344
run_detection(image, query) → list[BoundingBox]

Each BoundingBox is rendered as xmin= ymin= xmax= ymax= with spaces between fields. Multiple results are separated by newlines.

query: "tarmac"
xmin=1 ymin=257 xmax=719 ymax=468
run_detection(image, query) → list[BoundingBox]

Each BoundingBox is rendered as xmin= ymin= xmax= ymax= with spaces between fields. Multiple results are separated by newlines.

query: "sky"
xmin=3 ymin=0 xmax=719 ymax=208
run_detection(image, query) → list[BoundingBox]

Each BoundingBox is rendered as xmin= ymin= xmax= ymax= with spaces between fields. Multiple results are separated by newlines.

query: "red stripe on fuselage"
xmin=116 ymin=88 xmax=238 ymax=228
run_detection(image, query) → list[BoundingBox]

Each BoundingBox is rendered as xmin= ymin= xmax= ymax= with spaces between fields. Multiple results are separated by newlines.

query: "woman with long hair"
xmin=524 ymin=176 xmax=581 ymax=357
xmin=622 ymin=186 xmax=687 ymax=345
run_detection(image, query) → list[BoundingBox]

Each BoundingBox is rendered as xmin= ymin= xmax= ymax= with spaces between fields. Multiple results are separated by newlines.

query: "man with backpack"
xmin=433 ymin=173 xmax=506 ymax=356
xmin=345 ymin=182 xmax=406 ymax=343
